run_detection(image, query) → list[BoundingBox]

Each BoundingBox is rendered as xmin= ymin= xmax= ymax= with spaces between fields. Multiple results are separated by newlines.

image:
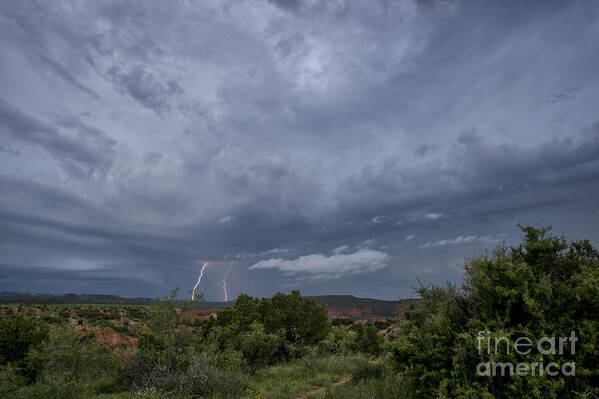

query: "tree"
xmin=260 ymin=290 xmax=330 ymax=344
xmin=392 ymin=225 xmax=599 ymax=398
xmin=349 ymin=322 xmax=384 ymax=355
xmin=207 ymin=290 xmax=329 ymax=346
xmin=202 ymin=290 xmax=330 ymax=367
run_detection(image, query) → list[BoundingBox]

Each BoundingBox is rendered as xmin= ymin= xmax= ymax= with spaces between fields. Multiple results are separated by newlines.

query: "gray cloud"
xmin=106 ymin=64 xmax=183 ymax=115
xmin=414 ymin=143 xmax=442 ymax=157
xmin=1 ymin=0 xmax=599 ymax=299
xmin=267 ymin=0 xmax=304 ymax=11
xmin=38 ymin=54 xmax=101 ymax=100
xmin=336 ymin=124 xmax=599 ymax=219
xmin=0 ymin=99 xmax=116 ymax=177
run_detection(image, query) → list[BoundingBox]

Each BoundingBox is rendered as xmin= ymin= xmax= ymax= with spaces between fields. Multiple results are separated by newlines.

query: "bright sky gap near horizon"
xmin=1 ymin=0 xmax=599 ymax=300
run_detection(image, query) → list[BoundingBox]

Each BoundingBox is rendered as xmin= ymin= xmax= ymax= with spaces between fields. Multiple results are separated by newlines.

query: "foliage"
xmin=261 ymin=291 xmax=331 ymax=344
xmin=349 ymin=323 xmax=384 ymax=355
xmin=391 ymin=225 xmax=599 ymax=398
xmin=318 ymin=327 xmax=359 ymax=356
xmin=331 ymin=317 xmax=354 ymax=326
xmin=0 ymin=315 xmax=49 ymax=365
xmin=203 ymin=290 xmax=331 ymax=365
xmin=0 ymin=315 xmax=49 ymax=382
xmin=32 ymin=327 xmax=121 ymax=383
xmin=238 ymin=321 xmax=285 ymax=369
xmin=3 ymin=226 xmax=595 ymax=398
xmin=247 ymin=354 xmax=369 ymax=399
xmin=122 ymin=351 xmax=247 ymax=398
xmin=209 ymin=290 xmax=330 ymax=344
xmin=322 ymin=369 xmax=415 ymax=399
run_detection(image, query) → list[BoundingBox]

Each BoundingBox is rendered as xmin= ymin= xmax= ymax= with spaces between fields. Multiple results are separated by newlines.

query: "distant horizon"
xmin=0 ymin=289 xmax=417 ymax=302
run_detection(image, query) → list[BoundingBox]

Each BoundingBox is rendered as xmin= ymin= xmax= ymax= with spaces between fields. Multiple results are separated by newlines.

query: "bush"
xmin=392 ymin=225 xmax=599 ymax=398
xmin=0 ymin=315 xmax=49 ymax=365
xmin=238 ymin=321 xmax=285 ymax=369
xmin=28 ymin=327 xmax=121 ymax=385
xmin=205 ymin=290 xmax=330 ymax=347
xmin=349 ymin=323 xmax=384 ymax=355
xmin=332 ymin=318 xmax=354 ymax=326
xmin=0 ymin=315 xmax=49 ymax=382
xmin=319 ymin=327 xmax=358 ymax=355
xmin=122 ymin=350 xmax=247 ymax=397
xmin=0 ymin=363 xmax=26 ymax=396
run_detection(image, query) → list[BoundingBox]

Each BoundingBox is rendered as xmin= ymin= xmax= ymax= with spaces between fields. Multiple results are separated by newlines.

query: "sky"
xmin=1 ymin=0 xmax=599 ymax=300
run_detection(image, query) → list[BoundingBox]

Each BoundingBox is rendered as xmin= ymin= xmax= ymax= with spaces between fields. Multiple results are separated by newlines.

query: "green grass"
xmin=317 ymin=371 xmax=415 ymax=399
xmin=1 ymin=303 xmax=399 ymax=399
xmin=247 ymin=355 xmax=370 ymax=399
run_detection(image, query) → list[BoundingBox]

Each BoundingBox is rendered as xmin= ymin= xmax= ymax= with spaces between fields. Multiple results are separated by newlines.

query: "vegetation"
xmin=0 ymin=225 xmax=597 ymax=398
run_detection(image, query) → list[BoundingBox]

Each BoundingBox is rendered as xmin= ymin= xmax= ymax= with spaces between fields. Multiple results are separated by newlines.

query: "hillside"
xmin=309 ymin=295 xmax=419 ymax=319
xmin=0 ymin=292 xmax=155 ymax=305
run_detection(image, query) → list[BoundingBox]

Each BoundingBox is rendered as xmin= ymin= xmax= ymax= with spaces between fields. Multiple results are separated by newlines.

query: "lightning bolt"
xmin=191 ymin=263 xmax=208 ymax=301
xmin=222 ymin=261 xmax=233 ymax=302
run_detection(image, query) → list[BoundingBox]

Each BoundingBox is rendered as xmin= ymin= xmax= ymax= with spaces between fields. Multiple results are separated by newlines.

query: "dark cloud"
xmin=1 ymin=0 xmax=599 ymax=299
xmin=414 ymin=143 xmax=442 ymax=157
xmin=337 ymin=123 xmax=599 ymax=219
xmin=38 ymin=54 xmax=101 ymax=100
xmin=0 ymin=99 xmax=116 ymax=177
xmin=106 ymin=64 xmax=183 ymax=115
xmin=267 ymin=0 xmax=304 ymax=11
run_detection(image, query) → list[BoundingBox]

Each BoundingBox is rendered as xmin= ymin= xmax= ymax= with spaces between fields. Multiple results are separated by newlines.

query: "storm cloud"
xmin=1 ymin=0 xmax=599 ymax=300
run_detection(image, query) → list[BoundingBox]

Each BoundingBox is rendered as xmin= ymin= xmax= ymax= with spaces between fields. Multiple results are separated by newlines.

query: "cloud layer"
xmin=1 ymin=0 xmax=599 ymax=299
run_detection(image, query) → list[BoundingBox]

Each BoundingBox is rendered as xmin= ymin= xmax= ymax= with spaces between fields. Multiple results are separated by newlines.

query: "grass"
xmin=1 ymin=304 xmax=394 ymax=399
xmin=317 ymin=373 xmax=414 ymax=399
xmin=247 ymin=355 xmax=371 ymax=399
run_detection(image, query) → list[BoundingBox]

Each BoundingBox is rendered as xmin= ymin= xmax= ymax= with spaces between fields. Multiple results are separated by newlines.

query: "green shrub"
xmin=332 ymin=317 xmax=354 ymax=326
xmin=373 ymin=319 xmax=392 ymax=331
xmin=28 ymin=327 xmax=122 ymax=386
xmin=0 ymin=363 xmax=26 ymax=396
xmin=319 ymin=327 xmax=358 ymax=355
xmin=0 ymin=315 xmax=49 ymax=383
xmin=0 ymin=315 xmax=49 ymax=365
xmin=205 ymin=290 xmax=330 ymax=347
xmin=238 ymin=321 xmax=285 ymax=369
xmin=392 ymin=225 xmax=599 ymax=398
xmin=349 ymin=323 xmax=384 ymax=355
xmin=122 ymin=350 xmax=247 ymax=398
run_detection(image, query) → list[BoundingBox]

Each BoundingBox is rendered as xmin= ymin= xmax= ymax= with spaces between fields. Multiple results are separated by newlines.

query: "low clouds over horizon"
xmin=1 ymin=0 xmax=599 ymax=300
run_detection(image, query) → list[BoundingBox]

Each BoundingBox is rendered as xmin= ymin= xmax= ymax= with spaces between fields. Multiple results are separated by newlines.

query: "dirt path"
xmin=296 ymin=374 xmax=352 ymax=399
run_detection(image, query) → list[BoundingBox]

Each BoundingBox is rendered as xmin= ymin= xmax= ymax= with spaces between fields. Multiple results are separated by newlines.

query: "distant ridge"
xmin=0 ymin=292 xmax=418 ymax=319
xmin=0 ymin=292 xmax=231 ymax=307
xmin=0 ymin=292 xmax=156 ymax=305
xmin=308 ymin=295 xmax=419 ymax=319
